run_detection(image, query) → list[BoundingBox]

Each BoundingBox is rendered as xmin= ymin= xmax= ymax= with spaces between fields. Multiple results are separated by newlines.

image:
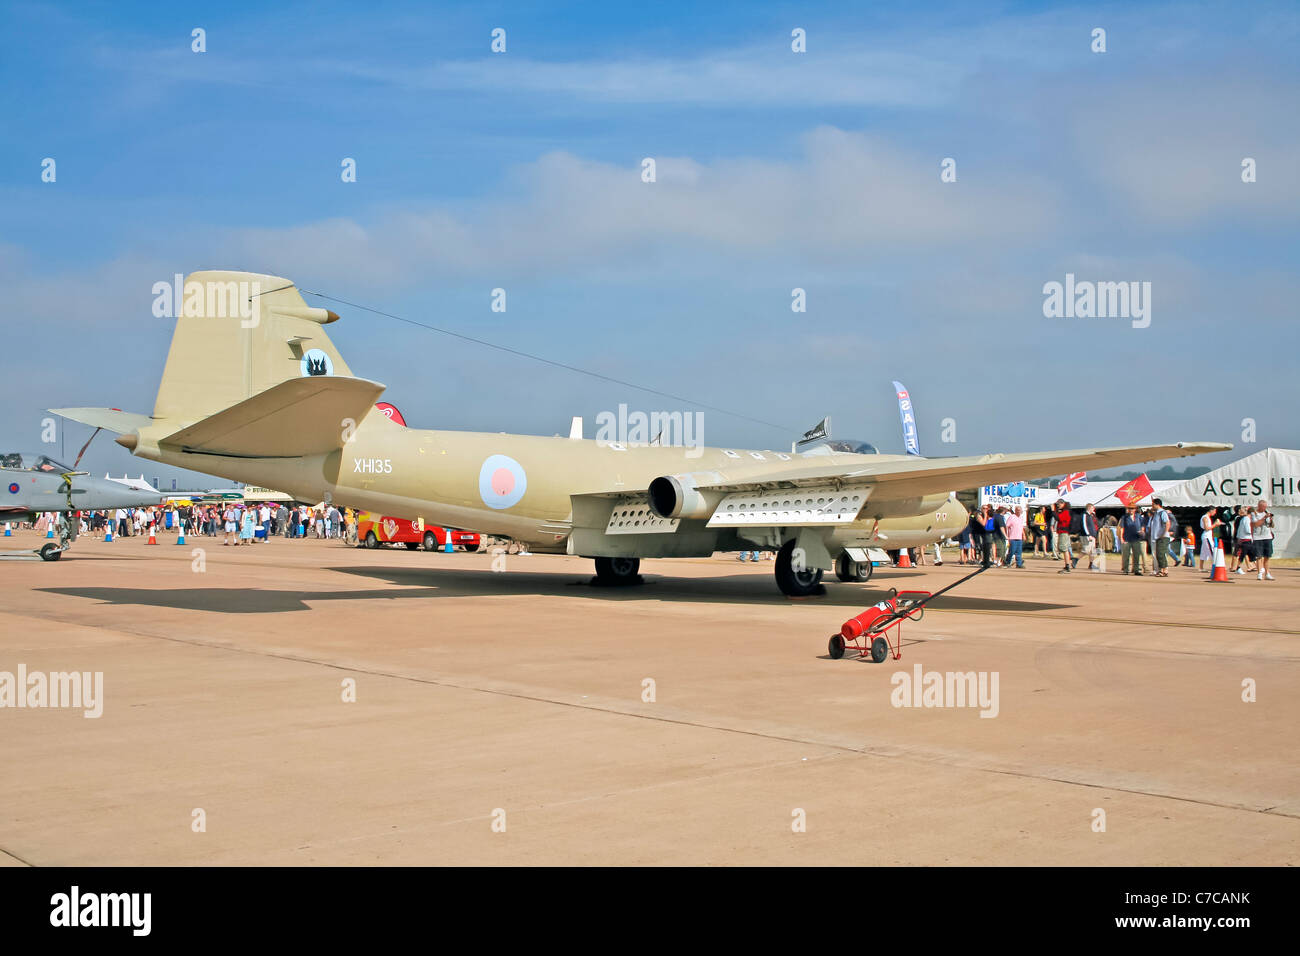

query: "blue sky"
xmin=1 ymin=0 xmax=1296 ymax=486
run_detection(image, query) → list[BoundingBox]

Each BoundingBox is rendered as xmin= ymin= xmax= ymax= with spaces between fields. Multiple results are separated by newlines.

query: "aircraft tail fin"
xmin=150 ymin=271 xmax=356 ymax=426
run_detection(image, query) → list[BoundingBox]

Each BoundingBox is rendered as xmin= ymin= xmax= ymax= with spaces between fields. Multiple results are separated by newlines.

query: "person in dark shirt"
xmin=1120 ymin=504 xmax=1146 ymax=575
xmin=958 ymin=522 xmax=973 ymax=564
xmin=992 ymin=507 xmax=1008 ymax=567
xmin=969 ymin=505 xmax=993 ymax=568
xmin=1080 ymin=503 xmax=1100 ymax=572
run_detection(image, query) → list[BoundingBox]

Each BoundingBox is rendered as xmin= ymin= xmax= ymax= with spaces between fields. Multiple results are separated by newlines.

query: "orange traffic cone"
xmin=1210 ymin=539 xmax=1229 ymax=582
xmin=896 ymin=549 xmax=913 ymax=569
xmin=147 ymin=527 xmax=158 ymax=545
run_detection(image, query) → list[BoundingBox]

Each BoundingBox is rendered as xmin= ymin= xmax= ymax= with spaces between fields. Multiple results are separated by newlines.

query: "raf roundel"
xmin=301 ymin=348 xmax=333 ymax=377
xmin=479 ymin=454 xmax=527 ymax=510
xmin=7 ymin=483 xmax=18 ymax=495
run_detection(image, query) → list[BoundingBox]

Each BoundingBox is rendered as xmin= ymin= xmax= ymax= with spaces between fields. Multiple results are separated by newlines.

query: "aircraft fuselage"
xmin=123 ymin=412 xmax=967 ymax=561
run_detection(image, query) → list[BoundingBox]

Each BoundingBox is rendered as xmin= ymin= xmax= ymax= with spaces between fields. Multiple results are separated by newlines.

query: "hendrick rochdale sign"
xmin=979 ymin=483 xmax=1049 ymax=509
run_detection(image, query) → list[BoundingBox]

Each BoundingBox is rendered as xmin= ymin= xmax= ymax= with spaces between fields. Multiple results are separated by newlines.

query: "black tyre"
xmin=39 ymin=543 xmax=61 ymax=562
xmin=422 ymin=532 xmax=437 ymax=551
xmin=775 ymin=540 xmax=824 ymax=597
xmin=828 ymin=634 xmax=846 ymax=659
xmin=834 ymin=553 xmax=871 ymax=582
xmin=870 ymin=636 xmax=889 ymax=663
xmin=594 ymin=556 xmax=641 ymax=585
xmin=364 ymin=531 xmax=380 ymax=549
xmin=403 ymin=541 xmax=419 ymax=550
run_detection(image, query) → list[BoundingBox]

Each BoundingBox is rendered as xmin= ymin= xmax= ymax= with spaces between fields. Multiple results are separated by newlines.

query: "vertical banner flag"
xmin=1114 ymin=473 xmax=1154 ymax=507
xmin=892 ymin=381 xmax=920 ymax=456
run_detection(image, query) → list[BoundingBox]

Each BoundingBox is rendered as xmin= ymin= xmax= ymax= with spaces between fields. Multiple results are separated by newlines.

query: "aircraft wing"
xmin=696 ymin=441 xmax=1231 ymax=498
xmin=159 ymin=376 xmax=386 ymax=457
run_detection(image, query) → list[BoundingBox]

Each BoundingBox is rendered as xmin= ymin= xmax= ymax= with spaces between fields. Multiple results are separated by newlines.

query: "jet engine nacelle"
xmin=647 ymin=472 xmax=725 ymax=520
xmin=861 ymin=492 xmax=959 ymax=519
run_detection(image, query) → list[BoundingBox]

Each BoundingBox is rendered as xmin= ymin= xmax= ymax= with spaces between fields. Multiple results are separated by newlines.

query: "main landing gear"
xmin=834 ymin=552 xmax=872 ymax=582
xmin=593 ymin=556 xmax=641 ymax=586
xmin=775 ymin=540 xmax=825 ymax=597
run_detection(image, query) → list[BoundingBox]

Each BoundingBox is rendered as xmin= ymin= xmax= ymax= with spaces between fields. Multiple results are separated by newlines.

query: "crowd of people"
xmin=23 ymin=496 xmax=1283 ymax=580
xmin=34 ymin=502 xmax=362 ymax=546
xmin=957 ymin=498 xmax=1278 ymax=579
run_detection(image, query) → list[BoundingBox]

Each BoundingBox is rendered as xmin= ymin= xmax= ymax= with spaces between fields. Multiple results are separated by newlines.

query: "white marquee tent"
xmin=1159 ymin=448 xmax=1300 ymax=557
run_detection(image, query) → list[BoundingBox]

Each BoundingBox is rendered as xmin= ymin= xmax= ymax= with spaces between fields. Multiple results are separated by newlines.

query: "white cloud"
xmin=219 ymin=127 xmax=1058 ymax=286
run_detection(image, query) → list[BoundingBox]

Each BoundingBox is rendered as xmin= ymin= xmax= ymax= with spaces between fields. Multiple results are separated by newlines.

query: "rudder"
xmin=152 ymin=271 xmax=354 ymax=426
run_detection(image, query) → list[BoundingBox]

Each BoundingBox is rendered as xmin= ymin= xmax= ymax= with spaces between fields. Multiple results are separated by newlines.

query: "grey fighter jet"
xmin=1 ymin=451 xmax=162 ymax=560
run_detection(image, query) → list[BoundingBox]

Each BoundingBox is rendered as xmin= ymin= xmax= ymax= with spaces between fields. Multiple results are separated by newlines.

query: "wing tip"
xmin=1175 ymin=441 xmax=1234 ymax=453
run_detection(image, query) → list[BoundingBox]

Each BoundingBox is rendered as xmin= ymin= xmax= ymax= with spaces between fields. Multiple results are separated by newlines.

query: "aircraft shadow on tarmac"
xmin=327 ymin=565 xmax=1073 ymax=613
xmin=37 ymin=568 xmax=1074 ymax=615
xmin=36 ymin=586 xmax=443 ymax=614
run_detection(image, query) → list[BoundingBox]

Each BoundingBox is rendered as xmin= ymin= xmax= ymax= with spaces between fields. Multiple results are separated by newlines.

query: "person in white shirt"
xmin=1251 ymin=499 xmax=1275 ymax=580
xmin=1197 ymin=507 xmax=1221 ymax=570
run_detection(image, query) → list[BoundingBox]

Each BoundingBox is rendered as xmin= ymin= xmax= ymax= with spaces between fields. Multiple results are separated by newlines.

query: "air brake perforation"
xmin=605 ymin=497 xmax=681 ymax=535
xmin=706 ymin=486 xmax=868 ymax=527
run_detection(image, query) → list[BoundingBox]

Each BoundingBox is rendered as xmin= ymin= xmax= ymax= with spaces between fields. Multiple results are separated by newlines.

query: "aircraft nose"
xmin=78 ymin=476 xmax=161 ymax=510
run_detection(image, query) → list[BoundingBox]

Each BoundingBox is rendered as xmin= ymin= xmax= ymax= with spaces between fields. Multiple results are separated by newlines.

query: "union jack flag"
xmin=1057 ymin=471 xmax=1088 ymax=493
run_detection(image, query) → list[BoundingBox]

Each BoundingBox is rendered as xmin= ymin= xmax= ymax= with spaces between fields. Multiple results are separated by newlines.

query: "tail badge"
xmin=301 ymin=349 xmax=333 ymax=377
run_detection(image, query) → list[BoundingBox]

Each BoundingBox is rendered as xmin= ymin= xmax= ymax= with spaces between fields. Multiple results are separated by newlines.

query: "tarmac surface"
xmin=1 ymin=529 xmax=1297 ymax=866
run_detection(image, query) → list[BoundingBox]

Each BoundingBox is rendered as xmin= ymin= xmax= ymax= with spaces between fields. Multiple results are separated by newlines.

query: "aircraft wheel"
xmin=775 ymin=540 xmax=824 ymax=597
xmin=828 ymin=634 xmax=846 ymax=659
xmin=364 ymin=531 xmax=380 ymax=549
xmin=39 ymin=544 xmax=62 ymax=562
xmin=870 ymin=637 xmax=890 ymax=663
xmin=422 ymin=532 xmax=437 ymax=551
xmin=594 ymin=556 xmax=641 ymax=585
xmin=403 ymin=541 xmax=419 ymax=550
xmin=835 ymin=553 xmax=871 ymax=582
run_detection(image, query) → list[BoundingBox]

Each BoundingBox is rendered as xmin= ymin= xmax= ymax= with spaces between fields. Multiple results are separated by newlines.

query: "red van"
xmin=356 ymin=513 xmax=480 ymax=552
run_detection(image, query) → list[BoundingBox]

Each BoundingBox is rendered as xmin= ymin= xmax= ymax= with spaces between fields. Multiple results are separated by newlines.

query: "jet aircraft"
xmin=54 ymin=271 xmax=1230 ymax=593
xmin=1 ymin=452 xmax=162 ymax=560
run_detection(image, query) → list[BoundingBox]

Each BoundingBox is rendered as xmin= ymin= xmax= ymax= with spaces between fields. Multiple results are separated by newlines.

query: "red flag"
xmin=1114 ymin=473 xmax=1154 ymax=507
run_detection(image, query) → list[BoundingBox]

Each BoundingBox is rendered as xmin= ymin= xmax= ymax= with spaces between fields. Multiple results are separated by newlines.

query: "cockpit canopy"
xmin=801 ymin=439 xmax=879 ymax=456
xmin=0 ymin=452 xmax=74 ymax=472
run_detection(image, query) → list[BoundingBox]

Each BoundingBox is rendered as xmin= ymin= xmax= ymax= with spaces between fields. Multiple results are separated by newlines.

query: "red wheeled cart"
xmin=829 ymin=589 xmax=930 ymax=662
xmin=828 ymin=565 xmax=989 ymax=663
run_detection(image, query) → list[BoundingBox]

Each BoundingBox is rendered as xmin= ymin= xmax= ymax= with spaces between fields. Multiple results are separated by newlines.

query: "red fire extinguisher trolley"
xmin=829 ymin=565 xmax=988 ymax=663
